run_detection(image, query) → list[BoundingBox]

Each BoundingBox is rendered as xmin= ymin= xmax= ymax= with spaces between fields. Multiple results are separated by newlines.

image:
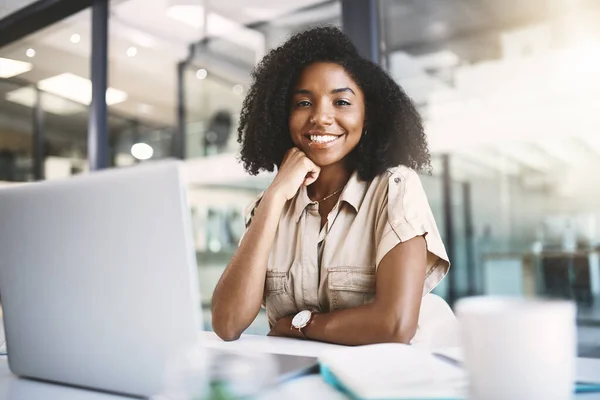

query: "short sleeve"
xmin=375 ymin=167 xmax=450 ymax=295
xmin=238 ymin=192 xmax=264 ymax=246
xmin=239 ymin=192 xmax=267 ymax=308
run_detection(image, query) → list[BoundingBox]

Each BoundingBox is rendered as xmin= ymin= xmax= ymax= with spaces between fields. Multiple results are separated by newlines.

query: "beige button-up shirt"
xmin=244 ymin=165 xmax=450 ymax=333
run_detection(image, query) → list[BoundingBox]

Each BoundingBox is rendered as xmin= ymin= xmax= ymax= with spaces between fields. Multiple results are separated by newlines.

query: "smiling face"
xmin=289 ymin=62 xmax=366 ymax=168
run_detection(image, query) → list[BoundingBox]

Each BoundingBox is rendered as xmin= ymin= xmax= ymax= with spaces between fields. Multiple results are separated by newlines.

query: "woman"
xmin=211 ymin=27 xmax=449 ymax=345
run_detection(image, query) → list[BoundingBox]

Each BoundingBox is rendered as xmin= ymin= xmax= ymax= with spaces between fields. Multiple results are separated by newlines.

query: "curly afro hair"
xmin=237 ymin=26 xmax=430 ymax=181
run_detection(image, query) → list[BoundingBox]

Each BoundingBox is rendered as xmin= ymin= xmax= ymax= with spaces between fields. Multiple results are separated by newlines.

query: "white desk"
xmin=0 ymin=333 xmax=599 ymax=400
xmin=0 ymin=332 xmax=345 ymax=400
xmin=200 ymin=331 xmax=345 ymax=357
xmin=0 ymin=356 xmax=348 ymax=400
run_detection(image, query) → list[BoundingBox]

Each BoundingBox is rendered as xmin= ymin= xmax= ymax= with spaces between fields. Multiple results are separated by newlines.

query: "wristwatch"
xmin=291 ymin=310 xmax=317 ymax=336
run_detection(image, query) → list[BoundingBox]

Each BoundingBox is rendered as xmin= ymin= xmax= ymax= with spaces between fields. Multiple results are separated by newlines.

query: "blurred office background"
xmin=1 ymin=0 xmax=600 ymax=352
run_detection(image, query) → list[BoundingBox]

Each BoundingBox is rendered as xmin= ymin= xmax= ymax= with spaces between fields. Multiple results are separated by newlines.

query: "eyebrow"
xmin=294 ymin=87 xmax=356 ymax=95
xmin=331 ymin=87 xmax=355 ymax=95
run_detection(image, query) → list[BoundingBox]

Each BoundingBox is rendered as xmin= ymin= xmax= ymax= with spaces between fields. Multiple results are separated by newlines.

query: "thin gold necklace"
xmin=315 ymin=187 xmax=344 ymax=203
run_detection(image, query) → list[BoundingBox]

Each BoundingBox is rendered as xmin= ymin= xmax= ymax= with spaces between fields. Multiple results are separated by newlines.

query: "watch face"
xmin=292 ymin=310 xmax=312 ymax=328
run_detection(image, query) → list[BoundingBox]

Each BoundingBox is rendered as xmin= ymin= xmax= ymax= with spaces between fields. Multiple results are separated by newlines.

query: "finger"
xmin=303 ymin=156 xmax=320 ymax=174
xmin=303 ymin=171 xmax=319 ymax=187
xmin=302 ymin=163 xmax=320 ymax=186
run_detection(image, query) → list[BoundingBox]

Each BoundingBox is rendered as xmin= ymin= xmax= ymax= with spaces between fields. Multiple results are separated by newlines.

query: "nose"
xmin=310 ymin=101 xmax=334 ymax=126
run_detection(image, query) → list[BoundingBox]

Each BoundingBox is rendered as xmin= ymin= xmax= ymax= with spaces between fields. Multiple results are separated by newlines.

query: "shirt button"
xmin=394 ymin=177 xmax=400 ymax=183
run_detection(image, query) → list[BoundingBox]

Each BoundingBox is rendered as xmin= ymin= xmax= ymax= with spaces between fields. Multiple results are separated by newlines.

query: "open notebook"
xmin=319 ymin=344 xmax=600 ymax=400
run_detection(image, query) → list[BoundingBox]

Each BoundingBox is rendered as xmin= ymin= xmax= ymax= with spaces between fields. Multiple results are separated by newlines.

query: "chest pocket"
xmin=264 ymin=270 xmax=296 ymax=323
xmin=327 ymin=266 xmax=376 ymax=310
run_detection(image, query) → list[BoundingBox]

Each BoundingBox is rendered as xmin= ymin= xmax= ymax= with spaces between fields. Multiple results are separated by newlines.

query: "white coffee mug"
xmin=456 ymin=297 xmax=576 ymax=400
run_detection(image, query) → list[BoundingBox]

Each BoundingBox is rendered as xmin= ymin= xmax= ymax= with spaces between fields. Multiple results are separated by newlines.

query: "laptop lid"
xmin=0 ymin=161 xmax=202 ymax=397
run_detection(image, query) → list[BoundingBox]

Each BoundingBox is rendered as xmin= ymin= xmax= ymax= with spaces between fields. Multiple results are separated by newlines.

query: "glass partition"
xmin=0 ymin=80 xmax=33 ymax=181
xmin=380 ymin=0 xmax=600 ymax=354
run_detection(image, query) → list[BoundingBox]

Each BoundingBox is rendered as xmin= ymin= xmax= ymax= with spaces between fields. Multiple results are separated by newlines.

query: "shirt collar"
xmin=293 ymin=185 xmax=313 ymax=223
xmin=292 ymin=170 xmax=368 ymax=223
xmin=339 ymin=170 xmax=368 ymax=212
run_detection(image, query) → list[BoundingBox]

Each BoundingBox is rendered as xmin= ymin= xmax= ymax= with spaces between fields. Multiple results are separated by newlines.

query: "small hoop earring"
xmin=363 ymin=129 xmax=368 ymax=136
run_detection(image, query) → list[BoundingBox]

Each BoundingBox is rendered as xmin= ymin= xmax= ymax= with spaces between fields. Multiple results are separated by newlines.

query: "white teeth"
xmin=310 ymin=135 xmax=338 ymax=143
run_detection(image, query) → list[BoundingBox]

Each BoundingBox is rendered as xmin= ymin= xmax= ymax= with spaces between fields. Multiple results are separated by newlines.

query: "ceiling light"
xmin=414 ymin=50 xmax=460 ymax=70
xmin=129 ymin=32 xmax=158 ymax=49
xmin=6 ymin=86 xmax=84 ymax=115
xmin=131 ymin=143 xmax=153 ymax=160
xmin=110 ymin=19 xmax=159 ymax=49
xmin=37 ymin=73 xmax=128 ymax=105
xmin=137 ymin=103 xmax=153 ymax=114
xmin=232 ymin=84 xmax=243 ymax=95
xmin=196 ymin=69 xmax=207 ymax=79
xmin=205 ymin=13 xmax=266 ymax=61
xmin=70 ymin=34 xmax=81 ymax=44
xmin=126 ymin=47 xmax=137 ymax=57
xmin=243 ymin=7 xmax=285 ymax=21
xmin=166 ymin=5 xmax=204 ymax=30
xmin=26 ymin=48 xmax=36 ymax=58
xmin=167 ymin=2 xmax=265 ymax=58
xmin=0 ymin=57 xmax=33 ymax=78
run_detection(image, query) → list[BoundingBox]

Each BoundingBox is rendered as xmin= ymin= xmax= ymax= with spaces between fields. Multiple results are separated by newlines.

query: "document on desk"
xmin=432 ymin=347 xmax=600 ymax=387
xmin=319 ymin=343 xmax=468 ymax=400
xmin=200 ymin=331 xmax=346 ymax=357
xmin=577 ymin=358 xmax=600 ymax=384
xmin=319 ymin=344 xmax=600 ymax=399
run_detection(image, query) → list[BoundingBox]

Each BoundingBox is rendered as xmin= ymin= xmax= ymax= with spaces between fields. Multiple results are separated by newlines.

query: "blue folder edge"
xmin=578 ymin=383 xmax=600 ymax=393
xmin=319 ymin=362 xmax=600 ymax=400
xmin=319 ymin=362 xmax=461 ymax=400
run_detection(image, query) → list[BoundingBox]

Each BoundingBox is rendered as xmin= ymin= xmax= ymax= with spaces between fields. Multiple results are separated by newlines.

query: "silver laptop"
xmin=0 ymin=161 xmax=202 ymax=397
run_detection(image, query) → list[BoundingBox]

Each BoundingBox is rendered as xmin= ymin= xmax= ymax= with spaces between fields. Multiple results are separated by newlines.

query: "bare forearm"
xmin=302 ymin=303 xmax=416 ymax=346
xmin=211 ymin=191 xmax=285 ymax=340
